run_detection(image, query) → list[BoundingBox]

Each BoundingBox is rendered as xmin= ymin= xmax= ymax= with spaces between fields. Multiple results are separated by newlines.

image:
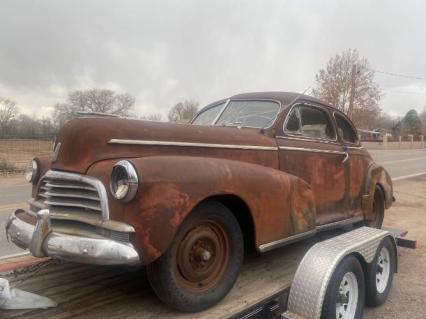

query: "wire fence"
xmin=0 ymin=139 xmax=54 ymax=173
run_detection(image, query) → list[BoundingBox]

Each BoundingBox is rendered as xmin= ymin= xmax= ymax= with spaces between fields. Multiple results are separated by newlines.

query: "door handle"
xmin=342 ymin=152 xmax=349 ymax=163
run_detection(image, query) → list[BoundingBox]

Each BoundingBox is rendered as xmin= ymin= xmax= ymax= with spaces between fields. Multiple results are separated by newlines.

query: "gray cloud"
xmin=1 ymin=0 xmax=426 ymax=119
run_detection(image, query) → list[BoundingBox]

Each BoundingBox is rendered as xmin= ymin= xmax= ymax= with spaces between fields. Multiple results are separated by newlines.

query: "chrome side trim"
xmin=316 ymin=216 xmax=364 ymax=232
xmin=41 ymin=170 xmax=110 ymax=220
xmin=109 ymin=139 xmax=279 ymax=151
xmin=346 ymin=145 xmax=364 ymax=150
xmin=276 ymin=135 xmax=340 ymax=145
xmin=259 ymin=216 xmax=365 ymax=253
xmin=259 ymin=229 xmax=317 ymax=253
xmin=279 ymin=146 xmax=345 ymax=155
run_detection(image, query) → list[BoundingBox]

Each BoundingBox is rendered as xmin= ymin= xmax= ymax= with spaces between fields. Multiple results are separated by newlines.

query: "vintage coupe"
xmin=6 ymin=92 xmax=393 ymax=312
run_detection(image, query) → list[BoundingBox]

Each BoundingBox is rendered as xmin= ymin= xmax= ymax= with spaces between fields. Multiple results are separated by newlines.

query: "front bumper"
xmin=5 ymin=209 xmax=140 ymax=265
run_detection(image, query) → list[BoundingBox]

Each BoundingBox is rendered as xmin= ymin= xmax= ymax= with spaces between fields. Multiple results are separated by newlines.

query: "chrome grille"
xmin=35 ymin=170 xmax=109 ymax=219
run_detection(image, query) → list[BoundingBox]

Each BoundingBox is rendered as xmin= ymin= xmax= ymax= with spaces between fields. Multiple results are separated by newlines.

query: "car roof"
xmin=229 ymin=91 xmax=331 ymax=108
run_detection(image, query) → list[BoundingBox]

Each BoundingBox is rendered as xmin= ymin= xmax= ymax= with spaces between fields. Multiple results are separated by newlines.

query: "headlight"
xmin=25 ymin=159 xmax=39 ymax=183
xmin=110 ymin=160 xmax=139 ymax=202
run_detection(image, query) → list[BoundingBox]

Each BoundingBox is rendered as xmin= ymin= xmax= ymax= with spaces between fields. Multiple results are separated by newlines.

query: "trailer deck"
xmin=1 ymin=227 xmax=414 ymax=319
xmin=1 ymin=237 xmax=319 ymax=319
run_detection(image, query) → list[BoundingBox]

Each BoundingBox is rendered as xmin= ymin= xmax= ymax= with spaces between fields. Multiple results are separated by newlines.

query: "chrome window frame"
xmin=192 ymin=98 xmax=282 ymax=129
xmin=279 ymin=102 xmax=338 ymax=143
xmin=191 ymin=100 xmax=229 ymax=126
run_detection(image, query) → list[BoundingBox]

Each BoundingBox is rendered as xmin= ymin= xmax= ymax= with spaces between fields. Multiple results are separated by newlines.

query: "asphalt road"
xmin=0 ymin=149 xmax=425 ymax=258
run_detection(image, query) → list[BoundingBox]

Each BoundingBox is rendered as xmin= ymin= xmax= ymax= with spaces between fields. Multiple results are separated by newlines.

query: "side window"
xmin=284 ymin=107 xmax=301 ymax=134
xmin=335 ymin=114 xmax=358 ymax=143
xmin=298 ymin=105 xmax=335 ymax=139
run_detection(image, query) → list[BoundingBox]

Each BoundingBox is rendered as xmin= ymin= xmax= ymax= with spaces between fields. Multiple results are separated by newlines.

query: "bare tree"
xmin=141 ymin=113 xmax=163 ymax=121
xmin=53 ymin=89 xmax=135 ymax=128
xmin=168 ymin=100 xmax=199 ymax=123
xmin=0 ymin=97 xmax=18 ymax=135
xmin=312 ymin=49 xmax=381 ymax=129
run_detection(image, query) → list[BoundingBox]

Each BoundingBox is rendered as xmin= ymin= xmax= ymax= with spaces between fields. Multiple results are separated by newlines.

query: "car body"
xmin=5 ymin=91 xmax=393 ymax=311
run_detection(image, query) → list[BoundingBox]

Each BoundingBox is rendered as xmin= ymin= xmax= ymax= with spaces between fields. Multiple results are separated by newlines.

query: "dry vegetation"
xmin=0 ymin=139 xmax=53 ymax=171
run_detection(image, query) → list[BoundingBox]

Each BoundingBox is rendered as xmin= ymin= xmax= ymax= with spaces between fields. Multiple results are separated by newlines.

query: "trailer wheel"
xmin=365 ymin=237 xmax=395 ymax=307
xmin=147 ymin=201 xmax=243 ymax=312
xmin=321 ymin=255 xmax=365 ymax=319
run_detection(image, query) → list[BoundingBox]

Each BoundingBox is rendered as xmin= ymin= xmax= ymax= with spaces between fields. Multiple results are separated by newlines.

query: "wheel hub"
xmin=376 ymin=247 xmax=391 ymax=293
xmin=336 ymin=272 xmax=358 ymax=319
xmin=176 ymin=220 xmax=229 ymax=292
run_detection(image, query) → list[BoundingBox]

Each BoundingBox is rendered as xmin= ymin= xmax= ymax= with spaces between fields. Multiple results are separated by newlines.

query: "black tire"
xmin=367 ymin=186 xmax=385 ymax=229
xmin=365 ymin=237 xmax=396 ymax=307
xmin=147 ymin=201 xmax=244 ymax=312
xmin=321 ymin=255 xmax=365 ymax=319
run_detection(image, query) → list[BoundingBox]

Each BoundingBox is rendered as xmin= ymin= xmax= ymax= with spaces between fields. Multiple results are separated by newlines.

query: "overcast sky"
xmin=1 ymin=0 xmax=426 ymax=119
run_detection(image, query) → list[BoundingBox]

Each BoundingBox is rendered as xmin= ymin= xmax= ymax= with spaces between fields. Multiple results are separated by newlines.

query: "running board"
xmin=258 ymin=217 xmax=364 ymax=253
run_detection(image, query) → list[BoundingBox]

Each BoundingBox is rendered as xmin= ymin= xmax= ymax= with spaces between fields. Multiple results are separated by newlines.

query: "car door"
xmin=277 ymin=103 xmax=348 ymax=226
xmin=334 ymin=112 xmax=368 ymax=220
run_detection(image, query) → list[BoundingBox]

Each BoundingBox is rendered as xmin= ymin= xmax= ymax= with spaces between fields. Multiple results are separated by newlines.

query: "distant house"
xmin=358 ymin=129 xmax=383 ymax=141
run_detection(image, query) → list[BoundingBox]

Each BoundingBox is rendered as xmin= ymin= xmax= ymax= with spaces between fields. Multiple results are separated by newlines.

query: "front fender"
xmin=89 ymin=156 xmax=316 ymax=264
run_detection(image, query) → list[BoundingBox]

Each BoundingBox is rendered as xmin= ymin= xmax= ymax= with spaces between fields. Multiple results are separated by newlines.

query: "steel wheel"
xmin=336 ymin=272 xmax=359 ymax=319
xmin=365 ymin=237 xmax=396 ymax=307
xmin=146 ymin=201 xmax=243 ymax=312
xmin=322 ymin=255 xmax=365 ymax=319
xmin=375 ymin=247 xmax=391 ymax=294
xmin=175 ymin=220 xmax=229 ymax=292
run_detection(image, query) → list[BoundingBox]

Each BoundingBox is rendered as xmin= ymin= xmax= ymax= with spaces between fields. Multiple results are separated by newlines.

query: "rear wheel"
xmin=147 ymin=201 xmax=243 ymax=312
xmin=367 ymin=186 xmax=385 ymax=229
xmin=321 ymin=255 xmax=365 ymax=319
xmin=365 ymin=237 xmax=396 ymax=307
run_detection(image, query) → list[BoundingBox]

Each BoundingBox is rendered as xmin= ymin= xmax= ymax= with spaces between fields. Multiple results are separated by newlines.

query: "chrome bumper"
xmin=5 ymin=209 xmax=140 ymax=265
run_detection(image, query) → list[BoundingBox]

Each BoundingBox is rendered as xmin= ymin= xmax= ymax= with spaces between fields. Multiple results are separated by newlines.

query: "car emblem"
xmin=51 ymin=142 xmax=61 ymax=163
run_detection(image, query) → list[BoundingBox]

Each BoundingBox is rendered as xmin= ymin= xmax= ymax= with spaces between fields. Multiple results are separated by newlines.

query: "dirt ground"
xmin=364 ymin=176 xmax=426 ymax=318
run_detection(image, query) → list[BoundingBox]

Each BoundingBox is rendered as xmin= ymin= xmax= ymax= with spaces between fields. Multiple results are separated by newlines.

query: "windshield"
xmin=192 ymin=100 xmax=280 ymax=128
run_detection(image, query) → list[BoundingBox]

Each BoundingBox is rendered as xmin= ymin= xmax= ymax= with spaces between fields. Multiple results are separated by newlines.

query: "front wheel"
xmin=147 ymin=201 xmax=244 ymax=312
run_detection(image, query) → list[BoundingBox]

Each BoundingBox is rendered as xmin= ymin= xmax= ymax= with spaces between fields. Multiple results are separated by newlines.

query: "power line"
xmin=374 ymin=69 xmax=426 ymax=80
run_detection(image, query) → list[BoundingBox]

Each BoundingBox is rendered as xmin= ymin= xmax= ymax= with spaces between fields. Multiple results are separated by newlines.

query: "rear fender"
xmin=363 ymin=163 xmax=393 ymax=220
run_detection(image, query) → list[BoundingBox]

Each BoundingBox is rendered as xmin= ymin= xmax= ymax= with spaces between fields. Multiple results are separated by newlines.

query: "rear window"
xmin=335 ymin=114 xmax=358 ymax=143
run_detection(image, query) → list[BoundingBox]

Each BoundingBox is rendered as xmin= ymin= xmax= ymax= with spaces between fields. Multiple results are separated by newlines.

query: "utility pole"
xmin=348 ymin=64 xmax=357 ymax=120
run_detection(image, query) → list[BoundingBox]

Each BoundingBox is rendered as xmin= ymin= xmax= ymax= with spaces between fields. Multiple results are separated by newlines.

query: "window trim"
xmin=192 ymin=98 xmax=282 ymax=129
xmin=281 ymin=102 xmax=338 ymax=143
xmin=191 ymin=99 xmax=229 ymax=125
xmin=333 ymin=111 xmax=360 ymax=146
xmin=215 ymin=98 xmax=282 ymax=129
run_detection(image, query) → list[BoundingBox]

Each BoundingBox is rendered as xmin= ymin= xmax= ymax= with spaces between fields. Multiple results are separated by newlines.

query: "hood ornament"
xmin=51 ymin=142 xmax=61 ymax=163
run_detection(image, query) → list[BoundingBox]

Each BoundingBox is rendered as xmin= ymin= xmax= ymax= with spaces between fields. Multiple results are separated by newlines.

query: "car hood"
xmin=51 ymin=117 xmax=278 ymax=173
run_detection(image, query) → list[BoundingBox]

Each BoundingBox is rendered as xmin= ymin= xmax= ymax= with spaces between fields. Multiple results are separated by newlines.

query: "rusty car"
xmin=5 ymin=91 xmax=393 ymax=312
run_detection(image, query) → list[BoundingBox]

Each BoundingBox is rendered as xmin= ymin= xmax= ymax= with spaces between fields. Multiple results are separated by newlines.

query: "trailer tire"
xmin=147 ymin=200 xmax=243 ymax=312
xmin=321 ymin=255 xmax=365 ymax=319
xmin=365 ymin=237 xmax=395 ymax=307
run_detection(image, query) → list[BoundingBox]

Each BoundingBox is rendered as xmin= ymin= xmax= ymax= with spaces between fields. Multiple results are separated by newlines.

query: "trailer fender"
xmin=283 ymin=227 xmax=397 ymax=319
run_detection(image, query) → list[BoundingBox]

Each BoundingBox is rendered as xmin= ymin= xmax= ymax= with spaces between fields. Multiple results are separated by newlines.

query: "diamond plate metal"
xmin=284 ymin=227 xmax=392 ymax=319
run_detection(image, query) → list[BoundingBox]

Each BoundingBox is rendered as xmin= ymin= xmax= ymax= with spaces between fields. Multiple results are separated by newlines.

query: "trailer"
xmin=0 ymin=226 xmax=416 ymax=319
